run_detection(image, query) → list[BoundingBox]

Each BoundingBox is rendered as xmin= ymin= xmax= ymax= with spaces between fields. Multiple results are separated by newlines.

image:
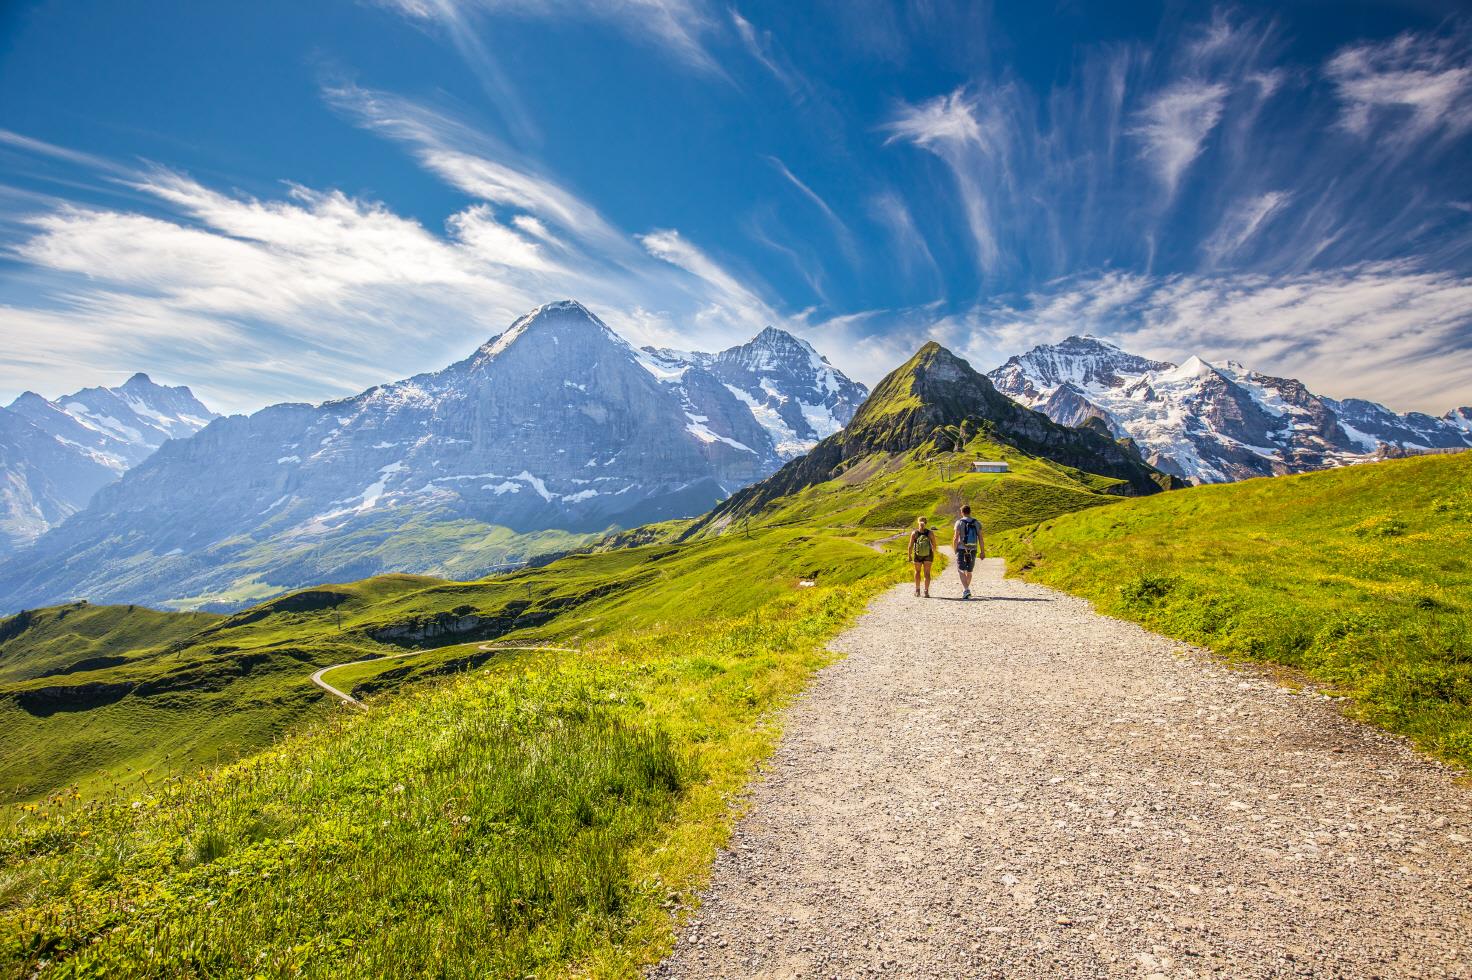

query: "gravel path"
xmin=652 ymin=557 xmax=1472 ymax=978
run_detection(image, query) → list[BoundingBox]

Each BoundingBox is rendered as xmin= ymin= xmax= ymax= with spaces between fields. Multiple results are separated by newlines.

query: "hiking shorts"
xmin=956 ymin=548 xmax=977 ymax=572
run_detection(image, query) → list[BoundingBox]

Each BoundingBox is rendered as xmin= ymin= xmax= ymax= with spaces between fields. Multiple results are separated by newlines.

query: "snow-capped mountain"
xmin=989 ymin=336 xmax=1472 ymax=484
xmin=0 ymin=302 xmax=865 ymax=612
xmin=0 ymin=374 xmax=216 ymax=553
xmin=641 ymin=326 xmax=867 ymax=460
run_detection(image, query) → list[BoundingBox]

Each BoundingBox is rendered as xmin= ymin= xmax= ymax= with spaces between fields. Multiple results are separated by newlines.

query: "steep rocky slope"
xmin=990 ymin=335 xmax=1472 ymax=483
xmin=0 ymin=374 xmax=215 ymax=553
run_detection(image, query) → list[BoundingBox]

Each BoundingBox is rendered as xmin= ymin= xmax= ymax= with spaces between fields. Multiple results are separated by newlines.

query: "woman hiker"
xmin=908 ymin=516 xmax=937 ymax=597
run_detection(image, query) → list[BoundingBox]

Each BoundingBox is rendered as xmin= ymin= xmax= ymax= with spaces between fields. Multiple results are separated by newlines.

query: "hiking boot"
xmin=923 ymin=590 xmax=930 ymax=598
xmin=914 ymin=587 xmax=921 ymax=596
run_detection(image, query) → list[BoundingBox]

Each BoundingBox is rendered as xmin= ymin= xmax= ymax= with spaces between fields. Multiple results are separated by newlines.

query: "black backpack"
xmin=959 ymin=517 xmax=981 ymax=549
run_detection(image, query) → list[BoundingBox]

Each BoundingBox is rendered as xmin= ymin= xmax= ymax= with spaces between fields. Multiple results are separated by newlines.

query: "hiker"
xmin=908 ymin=517 xmax=937 ymax=597
xmin=952 ymin=504 xmax=985 ymax=600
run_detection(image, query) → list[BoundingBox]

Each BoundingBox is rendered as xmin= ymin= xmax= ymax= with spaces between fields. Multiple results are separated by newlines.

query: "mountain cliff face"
xmin=0 ymin=302 xmax=865 ymax=612
xmin=692 ymin=342 xmax=1176 ymax=529
xmin=641 ymin=326 xmax=867 ymax=461
xmin=989 ymin=337 xmax=1472 ymax=483
xmin=0 ymin=375 xmax=216 ymax=553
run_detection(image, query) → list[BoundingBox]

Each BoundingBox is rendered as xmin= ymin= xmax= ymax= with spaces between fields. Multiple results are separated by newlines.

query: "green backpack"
xmin=913 ymin=529 xmax=934 ymax=560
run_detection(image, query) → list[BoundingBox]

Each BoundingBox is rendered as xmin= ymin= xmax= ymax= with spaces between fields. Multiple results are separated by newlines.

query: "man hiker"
xmin=952 ymin=504 xmax=984 ymax=600
xmin=908 ymin=516 xmax=937 ymax=597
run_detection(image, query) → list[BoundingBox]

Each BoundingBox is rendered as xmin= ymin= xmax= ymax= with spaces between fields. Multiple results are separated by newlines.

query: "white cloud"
xmin=884 ymin=88 xmax=986 ymax=148
xmin=867 ymin=191 xmax=938 ymax=285
xmin=0 ymin=118 xmax=794 ymax=412
xmin=325 ymin=84 xmax=627 ymax=253
xmin=941 ymin=264 xmax=1472 ymax=413
xmin=765 ymin=156 xmax=857 ymax=265
xmin=1327 ymin=32 xmax=1472 ymax=141
xmin=883 ymin=88 xmax=1002 ymax=272
xmin=378 ymin=0 xmax=722 ymax=74
xmin=638 ymin=228 xmax=776 ymax=329
xmin=1130 ymin=80 xmax=1229 ymax=198
xmin=1200 ymin=190 xmax=1292 ymax=266
xmin=730 ymin=8 xmax=805 ymax=94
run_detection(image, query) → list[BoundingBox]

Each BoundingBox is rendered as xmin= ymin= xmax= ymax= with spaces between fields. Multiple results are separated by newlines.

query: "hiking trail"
xmin=310 ymin=644 xmax=578 ymax=710
xmin=652 ymin=558 xmax=1472 ymax=978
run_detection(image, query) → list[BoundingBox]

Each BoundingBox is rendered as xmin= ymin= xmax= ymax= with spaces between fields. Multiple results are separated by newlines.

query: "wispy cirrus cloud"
xmin=953 ymin=263 xmax=1472 ymax=413
xmin=1200 ymin=190 xmax=1292 ymax=267
xmin=765 ymin=156 xmax=857 ymax=266
xmin=883 ymin=88 xmax=1002 ymax=274
xmin=1130 ymin=80 xmax=1230 ymax=199
xmin=378 ymin=0 xmax=723 ymax=75
xmin=1327 ymin=32 xmax=1472 ymax=142
xmin=638 ymin=227 xmax=777 ymax=329
xmin=866 ymin=191 xmax=938 ymax=287
xmin=0 ymin=108 xmax=788 ymax=410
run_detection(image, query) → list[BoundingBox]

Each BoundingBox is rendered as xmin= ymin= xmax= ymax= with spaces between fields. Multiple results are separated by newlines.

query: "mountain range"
xmin=6 ymin=303 xmax=1469 ymax=614
xmin=0 ymin=302 xmax=866 ymax=612
xmin=988 ymin=335 xmax=1472 ymax=483
xmin=0 ymin=374 xmax=216 ymax=555
xmin=698 ymin=340 xmax=1175 ymax=533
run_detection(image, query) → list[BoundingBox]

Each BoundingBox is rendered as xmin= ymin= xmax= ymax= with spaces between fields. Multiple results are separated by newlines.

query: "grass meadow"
xmin=996 ymin=452 xmax=1472 ymax=768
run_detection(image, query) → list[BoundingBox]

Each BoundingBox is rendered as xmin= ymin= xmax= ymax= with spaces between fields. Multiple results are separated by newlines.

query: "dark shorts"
xmin=956 ymin=548 xmax=977 ymax=572
xmin=912 ymin=553 xmax=933 ymax=565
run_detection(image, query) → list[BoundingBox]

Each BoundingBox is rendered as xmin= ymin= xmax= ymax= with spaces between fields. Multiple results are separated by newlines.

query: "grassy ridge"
xmin=0 ymin=604 xmax=220 ymax=684
xmin=995 ymin=453 xmax=1472 ymax=767
xmin=691 ymin=433 xmax=1121 ymax=538
xmin=1 ymin=434 xmax=1114 ymax=806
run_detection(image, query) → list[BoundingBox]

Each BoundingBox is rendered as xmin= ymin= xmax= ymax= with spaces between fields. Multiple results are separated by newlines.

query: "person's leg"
xmin=923 ymin=561 xmax=932 ymax=596
xmin=913 ymin=562 xmax=922 ymax=595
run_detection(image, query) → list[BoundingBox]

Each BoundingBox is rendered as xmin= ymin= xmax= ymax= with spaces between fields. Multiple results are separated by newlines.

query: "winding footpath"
xmin=652 ymin=558 xmax=1472 ymax=978
xmin=310 ymin=644 xmax=578 ymax=710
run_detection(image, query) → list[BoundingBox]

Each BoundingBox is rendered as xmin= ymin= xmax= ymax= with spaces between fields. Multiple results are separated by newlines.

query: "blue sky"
xmin=2 ymin=0 xmax=1471 ymax=414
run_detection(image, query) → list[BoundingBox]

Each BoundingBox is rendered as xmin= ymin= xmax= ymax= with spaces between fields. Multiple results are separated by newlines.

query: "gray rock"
xmin=0 ymin=374 xmax=215 ymax=554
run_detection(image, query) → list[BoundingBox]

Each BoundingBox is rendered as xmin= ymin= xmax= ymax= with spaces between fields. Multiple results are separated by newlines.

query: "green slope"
xmin=0 ymin=603 xmax=220 ymax=684
xmin=995 ymin=452 xmax=1472 ymax=767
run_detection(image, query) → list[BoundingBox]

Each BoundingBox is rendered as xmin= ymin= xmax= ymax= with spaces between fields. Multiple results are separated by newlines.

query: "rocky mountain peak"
xmin=472 ymin=299 xmax=617 ymax=361
xmin=988 ymin=335 xmax=1472 ymax=483
xmin=694 ymin=341 xmax=1176 ymax=529
xmin=7 ymin=391 xmax=50 ymax=411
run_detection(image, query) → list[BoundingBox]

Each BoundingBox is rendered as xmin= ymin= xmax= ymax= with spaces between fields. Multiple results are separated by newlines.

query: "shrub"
xmin=1117 ymin=572 xmax=1179 ymax=607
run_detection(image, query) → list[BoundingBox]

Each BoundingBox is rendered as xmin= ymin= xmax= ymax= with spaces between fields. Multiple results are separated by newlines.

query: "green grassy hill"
xmin=0 ymin=603 xmax=220 ymax=684
xmin=0 ymin=341 xmax=1149 ymax=977
xmin=995 ymin=452 xmax=1472 ymax=767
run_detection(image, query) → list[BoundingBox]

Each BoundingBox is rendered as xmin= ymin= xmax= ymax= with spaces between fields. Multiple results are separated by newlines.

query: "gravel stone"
xmin=650 ymin=557 xmax=1472 ymax=978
